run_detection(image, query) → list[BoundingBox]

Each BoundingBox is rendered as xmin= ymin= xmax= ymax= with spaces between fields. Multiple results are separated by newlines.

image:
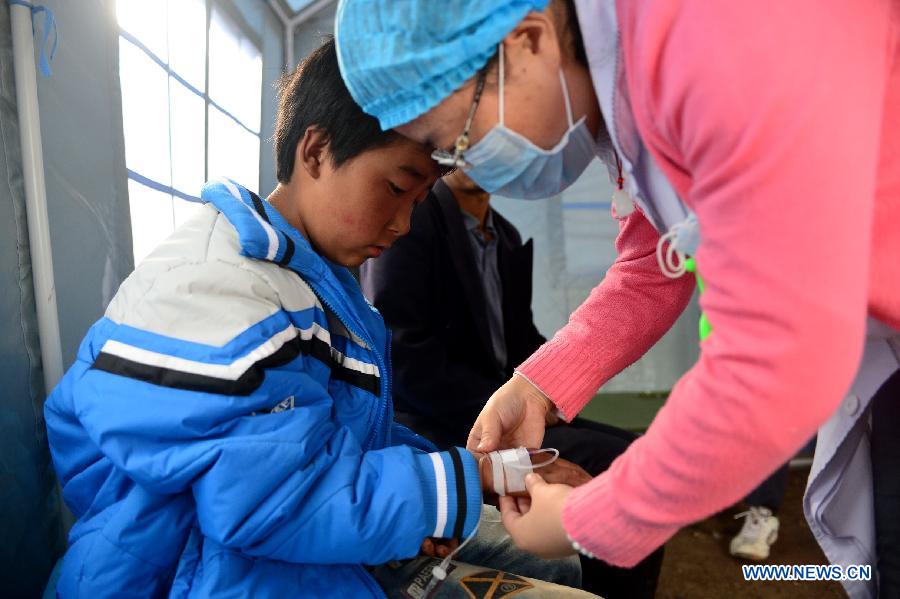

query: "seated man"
xmin=43 ymin=38 xmax=595 ymax=599
xmin=361 ymin=170 xmax=663 ymax=598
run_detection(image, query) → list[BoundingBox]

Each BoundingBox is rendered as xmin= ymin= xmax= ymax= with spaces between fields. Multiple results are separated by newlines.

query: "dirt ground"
xmin=655 ymin=466 xmax=846 ymax=599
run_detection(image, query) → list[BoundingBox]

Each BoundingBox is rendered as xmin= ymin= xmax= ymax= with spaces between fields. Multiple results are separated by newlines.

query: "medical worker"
xmin=334 ymin=1 xmax=900 ymax=597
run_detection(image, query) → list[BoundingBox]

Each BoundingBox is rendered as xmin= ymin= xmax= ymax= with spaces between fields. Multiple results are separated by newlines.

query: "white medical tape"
xmin=498 ymin=448 xmax=531 ymax=493
xmin=490 ymin=451 xmax=505 ymax=496
xmin=488 ymin=448 xmax=562 ymax=495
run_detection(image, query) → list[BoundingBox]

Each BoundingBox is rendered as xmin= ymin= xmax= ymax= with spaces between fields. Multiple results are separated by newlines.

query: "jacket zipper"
xmin=303 ymin=281 xmax=390 ymax=452
xmin=382 ymin=329 xmax=393 ymax=447
xmin=304 ymin=284 xmax=392 ymax=597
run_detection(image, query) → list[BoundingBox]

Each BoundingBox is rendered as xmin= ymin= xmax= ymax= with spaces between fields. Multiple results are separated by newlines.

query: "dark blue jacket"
xmin=361 ymin=181 xmax=545 ymax=447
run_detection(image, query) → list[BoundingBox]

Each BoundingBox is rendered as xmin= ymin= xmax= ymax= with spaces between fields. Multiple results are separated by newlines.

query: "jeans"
xmin=745 ymin=464 xmax=789 ymax=514
xmin=372 ymin=506 xmax=597 ymax=598
xmin=395 ymin=412 xmax=664 ymax=598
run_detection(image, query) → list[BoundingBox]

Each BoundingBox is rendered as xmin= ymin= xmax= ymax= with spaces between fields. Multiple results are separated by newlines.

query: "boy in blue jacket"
xmin=44 ymin=38 xmax=592 ymax=598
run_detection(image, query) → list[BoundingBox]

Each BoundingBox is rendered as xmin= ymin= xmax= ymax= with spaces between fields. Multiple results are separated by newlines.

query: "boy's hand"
xmin=535 ymin=457 xmax=592 ymax=488
xmin=473 ymin=451 xmax=495 ymax=493
xmin=420 ymin=537 xmax=459 ymax=558
xmin=472 ymin=451 xmax=591 ymax=495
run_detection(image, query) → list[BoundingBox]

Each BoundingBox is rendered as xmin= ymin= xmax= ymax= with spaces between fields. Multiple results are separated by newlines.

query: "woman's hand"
xmin=466 ymin=374 xmax=557 ymax=454
xmin=499 ymin=473 xmax=576 ymax=559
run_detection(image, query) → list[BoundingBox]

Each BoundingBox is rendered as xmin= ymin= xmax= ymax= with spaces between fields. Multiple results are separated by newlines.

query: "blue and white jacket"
xmin=44 ymin=179 xmax=482 ymax=598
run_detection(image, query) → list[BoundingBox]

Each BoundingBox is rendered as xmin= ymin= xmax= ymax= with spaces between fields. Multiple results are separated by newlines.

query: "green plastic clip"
xmin=684 ymin=257 xmax=712 ymax=342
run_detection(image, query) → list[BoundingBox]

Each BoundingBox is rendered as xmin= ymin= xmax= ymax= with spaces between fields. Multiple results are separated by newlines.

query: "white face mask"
xmin=462 ymin=44 xmax=597 ymax=200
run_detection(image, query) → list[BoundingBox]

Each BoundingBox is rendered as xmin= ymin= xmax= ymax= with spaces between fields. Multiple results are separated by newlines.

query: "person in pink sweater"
xmin=334 ymin=0 xmax=900 ymax=596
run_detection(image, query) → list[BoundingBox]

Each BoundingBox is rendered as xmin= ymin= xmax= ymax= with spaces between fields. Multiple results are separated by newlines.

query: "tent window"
xmin=116 ymin=0 xmax=263 ymax=264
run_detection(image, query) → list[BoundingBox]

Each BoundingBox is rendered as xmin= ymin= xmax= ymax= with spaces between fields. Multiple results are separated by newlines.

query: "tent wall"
xmin=2 ymin=0 xmax=132 ymax=594
xmin=292 ymin=1 xmax=336 ymax=68
xmin=0 ymin=3 xmax=75 ymax=596
xmin=223 ymin=0 xmax=286 ymax=198
xmin=37 ymin=0 xmax=134 ymax=368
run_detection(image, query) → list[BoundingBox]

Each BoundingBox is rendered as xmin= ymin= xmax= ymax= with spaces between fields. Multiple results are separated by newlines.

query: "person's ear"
xmin=502 ymin=10 xmax=562 ymax=72
xmin=295 ymin=126 xmax=330 ymax=179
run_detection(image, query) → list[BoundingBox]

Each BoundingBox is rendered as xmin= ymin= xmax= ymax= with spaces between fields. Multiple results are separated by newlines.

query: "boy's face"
xmin=305 ymin=137 xmax=441 ymax=267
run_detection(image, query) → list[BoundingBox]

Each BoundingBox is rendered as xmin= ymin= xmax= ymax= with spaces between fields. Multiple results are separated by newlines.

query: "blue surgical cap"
xmin=335 ymin=0 xmax=551 ymax=131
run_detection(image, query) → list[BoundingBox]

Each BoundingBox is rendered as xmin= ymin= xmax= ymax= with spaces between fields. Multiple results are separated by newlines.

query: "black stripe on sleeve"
xmin=91 ymin=335 xmax=305 ymax=396
xmin=249 ymin=191 xmax=271 ymax=223
xmin=91 ymin=333 xmax=381 ymax=398
xmin=330 ymin=363 xmax=381 ymax=397
xmin=448 ymin=447 xmax=468 ymax=541
xmin=285 ymin=266 xmax=382 ymax=396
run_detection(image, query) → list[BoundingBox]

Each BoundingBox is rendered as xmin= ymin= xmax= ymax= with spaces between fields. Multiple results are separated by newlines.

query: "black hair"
xmin=273 ymin=36 xmax=400 ymax=183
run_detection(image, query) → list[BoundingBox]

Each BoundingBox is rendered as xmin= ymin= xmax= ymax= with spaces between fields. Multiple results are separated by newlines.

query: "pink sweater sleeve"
xmin=559 ymin=0 xmax=892 ymax=566
xmin=517 ymin=208 xmax=694 ymax=419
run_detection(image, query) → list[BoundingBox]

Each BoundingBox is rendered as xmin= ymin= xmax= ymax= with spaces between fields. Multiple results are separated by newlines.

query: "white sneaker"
xmin=730 ymin=506 xmax=779 ymax=560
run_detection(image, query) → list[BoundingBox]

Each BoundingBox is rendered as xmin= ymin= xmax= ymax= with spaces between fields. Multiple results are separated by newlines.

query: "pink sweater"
xmin=518 ymin=0 xmax=900 ymax=566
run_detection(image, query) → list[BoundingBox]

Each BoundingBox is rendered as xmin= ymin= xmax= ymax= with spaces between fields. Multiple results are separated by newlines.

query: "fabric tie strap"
xmin=8 ymin=0 xmax=58 ymax=77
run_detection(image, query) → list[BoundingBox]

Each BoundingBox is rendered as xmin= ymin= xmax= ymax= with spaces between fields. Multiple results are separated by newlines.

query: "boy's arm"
xmin=71 ymin=261 xmax=481 ymax=565
xmin=391 ymin=422 xmax=439 ymax=452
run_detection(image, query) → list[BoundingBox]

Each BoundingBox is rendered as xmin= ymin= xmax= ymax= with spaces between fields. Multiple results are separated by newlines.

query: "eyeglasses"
xmin=431 ymin=65 xmax=488 ymax=170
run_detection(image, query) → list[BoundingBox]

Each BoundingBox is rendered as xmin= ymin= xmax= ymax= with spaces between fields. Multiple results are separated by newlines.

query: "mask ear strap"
xmin=559 ymin=69 xmax=574 ymax=127
xmin=498 ymin=43 xmax=505 ymax=126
